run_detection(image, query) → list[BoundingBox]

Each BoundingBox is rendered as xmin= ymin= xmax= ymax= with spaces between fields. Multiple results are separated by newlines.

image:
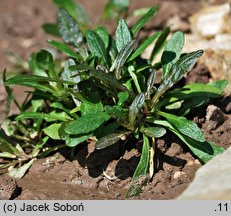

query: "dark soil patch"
xmin=0 ymin=0 xmax=230 ymax=200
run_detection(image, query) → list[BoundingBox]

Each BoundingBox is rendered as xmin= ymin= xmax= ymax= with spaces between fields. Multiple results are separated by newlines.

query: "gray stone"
xmin=205 ymin=105 xmax=226 ymax=131
xmin=177 ymin=147 xmax=231 ymax=199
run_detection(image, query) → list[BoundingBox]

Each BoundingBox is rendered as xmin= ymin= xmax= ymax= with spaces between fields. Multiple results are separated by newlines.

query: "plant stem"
xmin=149 ymin=137 xmax=155 ymax=178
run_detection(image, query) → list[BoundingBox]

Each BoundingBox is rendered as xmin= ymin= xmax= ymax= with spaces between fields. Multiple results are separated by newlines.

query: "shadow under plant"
xmin=0 ymin=0 xmax=228 ymax=199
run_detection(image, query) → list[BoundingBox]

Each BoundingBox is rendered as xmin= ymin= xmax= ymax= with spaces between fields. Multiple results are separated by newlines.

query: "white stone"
xmin=178 ymin=147 xmax=231 ymax=199
xmin=190 ymin=3 xmax=231 ymax=38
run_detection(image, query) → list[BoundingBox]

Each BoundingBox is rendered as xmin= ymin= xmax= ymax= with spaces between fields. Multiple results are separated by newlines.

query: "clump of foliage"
xmin=0 ymin=0 xmax=227 ymax=197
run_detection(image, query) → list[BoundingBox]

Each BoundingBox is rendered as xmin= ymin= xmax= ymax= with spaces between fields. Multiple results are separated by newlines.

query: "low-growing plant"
xmin=0 ymin=0 xmax=227 ymax=197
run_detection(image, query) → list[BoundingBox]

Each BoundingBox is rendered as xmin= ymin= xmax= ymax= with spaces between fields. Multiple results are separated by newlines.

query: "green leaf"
xmin=105 ymin=105 xmax=125 ymax=119
xmin=131 ymin=5 xmax=158 ymax=35
xmin=65 ymin=112 xmax=110 ymax=135
xmin=62 ymin=59 xmax=81 ymax=84
xmin=48 ymin=40 xmax=81 ymax=59
xmin=158 ymin=111 xmax=205 ymax=142
xmin=95 ymin=132 xmax=130 ymax=150
xmin=159 ymin=81 xmax=226 ymax=112
xmin=57 ymin=9 xmax=86 ymax=57
xmin=31 ymin=136 xmax=49 ymax=157
xmin=161 ymin=31 xmax=185 ymax=79
xmin=9 ymin=158 xmax=36 ymax=179
xmin=171 ymin=50 xmax=204 ymax=83
xmin=150 ymin=27 xmax=170 ymax=62
xmin=159 ymin=50 xmax=204 ymax=91
xmin=208 ymin=80 xmax=228 ymax=92
xmin=154 ymin=120 xmax=224 ymax=163
xmin=0 ymin=152 xmax=16 ymax=159
xmin=103 ymin=0 xmax=130 ymax=20
xmin=75 ymin=3 xmax=90 ymax=26
xmin=80 ymin=101 xmax=104 ymax=116
xmin=96 ymin=27 xmax=110 ymax=49
xmin=95 ymin=121 xmax=120 ymax=138
xmin=42 ymin=23 xmax=60 ymax=37
xmin=110 ymin=40 xmax=136 ymax=78
xmin=29 ymin=50 xmax=56 ymax=78
xmin=170 ymin=82 xmax=227 ymax=99
xmin=43 ymin=123 xmax=62 ymax=140
xmin=118 ymin=92 xmax=129 ymax=106
xmin=146 ymin=70 xmax=156 ymax=96
xmin=129 ymin=93 xmax=145 ymax=129
xmin=140 ymin=126 xmax=166 ymax=138
xmin=53 ymin=0 xmax=77 ymax=19
xmin=65 ymin=133 xmax=92 ymax=147
xmin=5 ymin=75 xmax=75 ymax=86
xmin=126 ymin=134 xmax=150 ymax=197
xmin=132 ymin=8 xmax=151 ymax=17
xmin=116 ymin=19 xmax=132 ymax=52
xmin=86 ymin=30 xmax=109 ymax=66
xmin=128 ymin=31 xmax=161 ymax=61
xmin=89 ymin=69 xmax=129 ymax=93
xmin=16 ymin=111 xmax=73 ymax=122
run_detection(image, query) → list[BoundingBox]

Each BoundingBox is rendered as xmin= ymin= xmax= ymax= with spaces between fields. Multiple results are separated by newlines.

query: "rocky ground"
xmin=0 ymin=0 xmax=230 ymax=200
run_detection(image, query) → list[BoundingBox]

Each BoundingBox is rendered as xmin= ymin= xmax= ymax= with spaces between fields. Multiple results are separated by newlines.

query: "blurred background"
xmin=0 ymin=0 xmax=229 ymax=70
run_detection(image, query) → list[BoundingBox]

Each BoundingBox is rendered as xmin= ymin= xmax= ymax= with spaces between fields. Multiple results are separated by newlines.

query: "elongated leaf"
xmin=105 ymin=105 xmax=125 ymax=119
xmin=146 ymin=70 xmax=156 ymax=96
xmin=31 ymin=136 xmax=49 ymax=158
xmin=86 ymin=30 xmax=109 ymax=66
xmin=170 ymin=50 xmax=204 ymax=84
xmin=128 ymin=31 xmax=161 ymax=61
xmin=65 ymin=112 xmax=110 ymax=135
xmin=140 ymin=126 xmax=166 ymax=138
xmin=48 ymin=40 xmax=81 ymax=59
xmin=0 ymin=152 xmax=16 ymax=159
xmin=131 ymin=5 xmax=158 ymax=35
xmin=43 ymin=123 xmax=62 ymax=140
xmin=158 ymin=111 xmax=205 ymax=142
xmin=95 ymin=121 xmax=120 ymax=138
xmin=80 ymin=101 xmax=104 ymax=116
xmin=110 ymin=40 xmax=136 ymax=78
xmin=57 ymin=9 xmax=86 ymax=57
xmin=126 ymin=134 xmax=150 ymax=197
xmin=75 ymin=3 xmax=90 ymax=26
xmin=154 ymin=120 xmax=224 ymax=163
xmin=89 ymin=69 xmax=129 ymax=93
xmin=62 ymin=59 xmax=81 ymax=84
xmin=159 ymin=81 xmax=227 ymax=112
xmin=168 ymin=82 xmax=227 ymax=99
xmin=42 ymin=23 xmax=60 ymax=37
xmin=29 ymin=50 xmax=56 ymax=78
xmin=96 ymin=27 xmax=109 ymax=49
xmin=161 ymin=31 xmax=185 ymax=79
xmin=16 ymin=111 xmax=73 ymax=122
xmin=118 ymin=92 xmax=129 ymax=106
xmin=116 ymin=19 xmax=132 ymax=52
xmin=54 ymin=0 xmax=77 ymax=19
xmin=208 ymin=80 xmax=228 ymax=91
xmin=129 ymin=93 xmax=145 ymax=129
xmin=132 ymin=8 xmax=150 ymax=17
xmin=2 ymin=70 xmax=12 ymax=119
xmin=6 ymin=79 xmax=53 ymax=93
xmin=150 ymin=27 xmax=170 ymax=62
xmin=5 ymin=75 xmax=75 ymax=86
xmin=159 ymin=50 xmax=204 ymax=92
xmin=62 ymin=59 xmax=82 ymax=106
xmin=65 ymin=133 xmax=92 ymax=147
xmin=95 ymin=132 xmax=130 ymax=150
xmin=9 ymin=158 xmax=36 ymax=179
xmin=103 ymin=0 xmax=130 ymax=19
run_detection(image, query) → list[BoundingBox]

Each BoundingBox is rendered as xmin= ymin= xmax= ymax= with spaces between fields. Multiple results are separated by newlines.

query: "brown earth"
xmin=0 ymin=0 xmax=230 ymax=200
